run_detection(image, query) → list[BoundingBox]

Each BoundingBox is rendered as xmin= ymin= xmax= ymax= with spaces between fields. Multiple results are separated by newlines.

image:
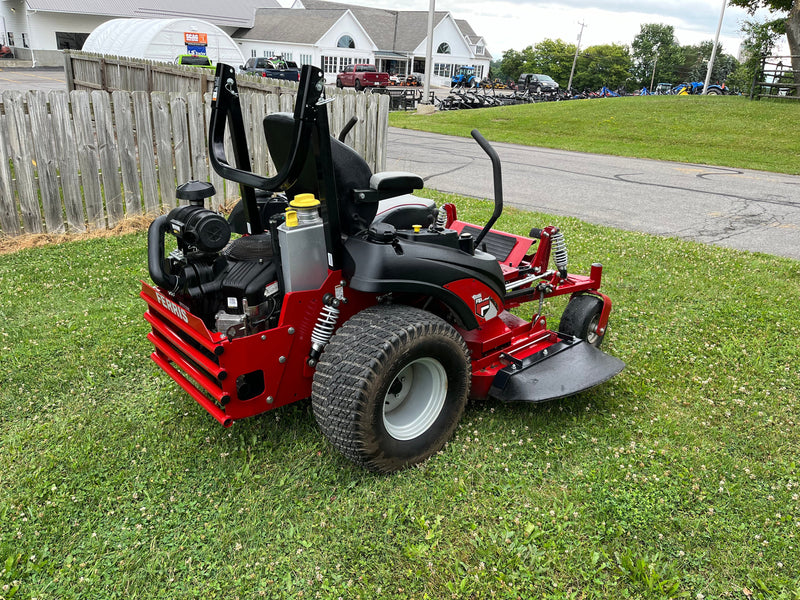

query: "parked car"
xmin=240 ymin=57 xmax=301 ymax=81
xmin=518 ymin=73 xmax=559 ymax=94
xmin=336 ymin=64 xmax=390 ymax=90
xmin=175 ymin=54 xmax=214 ymax=70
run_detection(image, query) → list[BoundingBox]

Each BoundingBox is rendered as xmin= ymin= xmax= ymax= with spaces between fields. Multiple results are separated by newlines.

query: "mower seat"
xmin=263 ymin=112 xmax=435 ymax=234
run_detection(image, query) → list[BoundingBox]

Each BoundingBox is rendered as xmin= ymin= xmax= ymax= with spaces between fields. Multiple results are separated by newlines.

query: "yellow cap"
xmin=290 ymin=193 xmax=320 ymax=209
xmin=413 ymin=224 xmax=422 ymax=233
xmin=285 ymin=210 xmax=299 ymax=227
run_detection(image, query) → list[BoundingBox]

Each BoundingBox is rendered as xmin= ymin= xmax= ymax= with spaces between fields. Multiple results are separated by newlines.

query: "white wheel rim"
xmin=383 ymin=357 xmax=448 ymax=441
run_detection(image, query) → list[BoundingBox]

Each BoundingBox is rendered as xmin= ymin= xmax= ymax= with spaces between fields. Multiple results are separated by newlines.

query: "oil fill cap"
xmin=290 ymin=193 xmax=320 ymax=208
xmin=368 ymin=222 xmax=396 ymax=243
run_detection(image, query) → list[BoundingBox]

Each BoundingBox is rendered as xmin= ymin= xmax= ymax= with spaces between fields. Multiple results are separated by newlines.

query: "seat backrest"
xmin=263 ymin=112 xmax=377 ymax=234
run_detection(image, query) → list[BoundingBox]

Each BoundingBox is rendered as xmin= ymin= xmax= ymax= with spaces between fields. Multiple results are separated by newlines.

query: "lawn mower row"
xmin=141 ymin=64 xmax=624 ymax=473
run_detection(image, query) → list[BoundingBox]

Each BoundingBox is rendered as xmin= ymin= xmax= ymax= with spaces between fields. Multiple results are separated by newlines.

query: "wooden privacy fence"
xmin=0 ymin=87 xmax=389 ymax=237
xmin=63 ymin=51 xmax=292 ymax=95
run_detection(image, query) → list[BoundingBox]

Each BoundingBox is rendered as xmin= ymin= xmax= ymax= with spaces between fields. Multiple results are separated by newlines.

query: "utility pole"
xmin=703 ymin=0 xmax=727 ymax=94
xmin=421 ymin=0 xmax=435 ymax=106
xmin=649 ymin=51 xmax=659 ymax=93
xmin=566 ymin=20 xmax=586 ymax=95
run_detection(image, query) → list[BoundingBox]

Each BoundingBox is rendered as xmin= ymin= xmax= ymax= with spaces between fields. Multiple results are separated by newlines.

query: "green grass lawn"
xmin=389 ymin=96 xmax=800 ymax=175
xmin=1 ymin=195 xmax=799 ymax=598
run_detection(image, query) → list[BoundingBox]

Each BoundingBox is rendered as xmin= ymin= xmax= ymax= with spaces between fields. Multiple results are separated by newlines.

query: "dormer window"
xmin=476 ymin=44 xmax=484 ymax=55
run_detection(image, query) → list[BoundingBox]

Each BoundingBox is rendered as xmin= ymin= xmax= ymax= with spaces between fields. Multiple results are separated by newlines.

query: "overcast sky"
xmin=295 ymin=0 xmax=788 ymax=58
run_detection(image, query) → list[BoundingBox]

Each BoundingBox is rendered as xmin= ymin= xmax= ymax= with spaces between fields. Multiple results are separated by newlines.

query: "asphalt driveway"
xmin=386 ymin=128 xmax=800 ymax=261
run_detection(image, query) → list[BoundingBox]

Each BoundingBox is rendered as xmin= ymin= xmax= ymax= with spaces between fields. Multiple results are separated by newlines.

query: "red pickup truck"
xmin=336 ymin=64 xmax=390 ymax=91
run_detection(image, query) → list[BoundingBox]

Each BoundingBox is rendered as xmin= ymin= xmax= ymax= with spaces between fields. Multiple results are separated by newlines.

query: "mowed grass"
xmin=1 ymin=195 xmax=799 ymax=599
xmin=389 ymin=96 xmax=800 ymax=175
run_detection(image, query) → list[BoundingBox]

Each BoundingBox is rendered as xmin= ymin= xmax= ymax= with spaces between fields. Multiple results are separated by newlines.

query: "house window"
xmin=7 ymin=33 xmax=14 ymax=47
xmin=322 ymin=55 xmax=338 ymax=73
xmin=340 ymin=56 xmax=352 ymax=68
xmin=434 ymin=63 xmax=449 ymax=77
xmin=251 ymin=49 xmax=257 ymax=57
xmin=300 ymin=53 xmax=313 ymax=65
xmin=263 ymin=49 xmax=274 ymax=57
xmin=21 ymin=33 xmax=29 ymax=48
xmin=283 ymin=52 xmax=293 ymax=61
xmin=337 ymin=35 xmax=355 ymax=49
xmin=476 ymin=44 xmax=484 ymax=55
xmin=437 ymin=42 xmax=450 ymax=54
xmin=476 ymin=66 xmax=484 ymax=79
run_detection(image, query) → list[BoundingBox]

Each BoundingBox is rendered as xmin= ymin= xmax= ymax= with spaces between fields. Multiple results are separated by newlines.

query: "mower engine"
xmin=147 ymin=182 xmax=281 ymax=339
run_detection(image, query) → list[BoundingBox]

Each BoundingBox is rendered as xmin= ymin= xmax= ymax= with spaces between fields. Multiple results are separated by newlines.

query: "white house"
xmin=0 ymin=0 xmax=491 ymax=81
xmin=234 ymin=0 xmax=492 ymax=86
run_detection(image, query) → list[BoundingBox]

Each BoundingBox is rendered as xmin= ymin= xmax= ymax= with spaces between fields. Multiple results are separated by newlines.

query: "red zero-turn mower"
xmin=142 ymin=64 xmax=625 ymax=473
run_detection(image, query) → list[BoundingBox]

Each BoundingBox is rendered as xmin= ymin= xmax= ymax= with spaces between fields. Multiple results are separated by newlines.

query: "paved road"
xmin=387 ymin=128 xmax=800 ymax=261
xmin=0 ymin=67 xmax=67 ymax=92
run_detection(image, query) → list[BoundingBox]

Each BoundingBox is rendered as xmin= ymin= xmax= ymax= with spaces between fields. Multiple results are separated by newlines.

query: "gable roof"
xmin=24 ymin=0 xmax=276 ymax=28
xmin=238 ymin=0 xmax=488 ymax=57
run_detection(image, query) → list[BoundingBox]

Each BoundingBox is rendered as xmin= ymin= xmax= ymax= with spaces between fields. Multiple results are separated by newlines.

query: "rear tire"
xmin=706 ymin=88 xmax=721 ymax=95
xmin=559 ymin=295 xmax=605 ymax=348
xmin=354 ymin=79 xmax=363 ymax=91
xmin=336 ymin=78 xmax=343 ymax=89
xmin=312 ymin=305 xmax=470 ymax=473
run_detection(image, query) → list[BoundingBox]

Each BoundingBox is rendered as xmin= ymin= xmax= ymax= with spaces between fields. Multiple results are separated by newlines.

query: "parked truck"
xmin=240 ymin=56 xmax=301 ymax=82
xmin=336 ymin=64 xmax=390 ymax=91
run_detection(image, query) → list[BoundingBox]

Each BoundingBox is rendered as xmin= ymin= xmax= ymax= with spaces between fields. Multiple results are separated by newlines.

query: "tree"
xmin=573 ymin=44 xmax=633 ymax=91
xmin=631 ymin=23 xmax=684 ymax=88
xmin=727 ymin=17 xmax=785 ymax=92
xmin=728 ymin=0 xmax=799 ymax=82
xmin=679 ymin=41 xmax=739 ymax=83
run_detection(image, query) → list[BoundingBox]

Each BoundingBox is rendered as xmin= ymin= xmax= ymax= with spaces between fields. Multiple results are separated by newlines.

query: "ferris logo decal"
xmin=473 ymin=293 xmax=498 ymax=321
xmin=155 ymin=290 xmax=189 ymax=323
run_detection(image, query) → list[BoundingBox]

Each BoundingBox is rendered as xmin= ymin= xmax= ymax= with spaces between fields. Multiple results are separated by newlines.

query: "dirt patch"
xmin=0 ymin=215 xmax=153 ymax=255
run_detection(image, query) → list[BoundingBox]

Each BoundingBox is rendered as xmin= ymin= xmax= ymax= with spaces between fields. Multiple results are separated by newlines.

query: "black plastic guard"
xmin=489 ymin=338 xmax=624 ymax=403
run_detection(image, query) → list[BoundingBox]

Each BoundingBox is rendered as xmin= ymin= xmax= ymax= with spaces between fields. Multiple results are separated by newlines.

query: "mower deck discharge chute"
xmin=141 ymin=64 xmax=624 ymax=473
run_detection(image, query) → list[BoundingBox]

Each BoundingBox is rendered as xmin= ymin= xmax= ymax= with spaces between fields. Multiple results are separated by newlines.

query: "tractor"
xmin=451 ymin=65 xmax=479 ymax=89
xmin=142 ymin=64 xmax=624 ymax=473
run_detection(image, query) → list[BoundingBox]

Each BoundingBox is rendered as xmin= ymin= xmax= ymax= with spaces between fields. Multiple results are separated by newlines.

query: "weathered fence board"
xmin=0 ymin=81 xmax=388 ymax=237
xmin=112 ymin=91 xmax=143 ymax=217
xmin=151 ymin=93 xmax=175 ymax=210
xmin=133 ymin=91 xmax=160 ymax=215
xmin=170 ymin=93 xmax=192 ymax=199
xmin=93 ymin=91 xmax=124 ymax=226
xmin=49 ymin=91 xmax=85 ymax=232
xmin=0 ymin=108 xmax=20 ymax=235
xmin=27 ymin=91 xmax=64 ymax=233
xmin=4 ymin=91 xmax=42 ymax=234
xmin=72 ymin=91 xmax=105 ymax=229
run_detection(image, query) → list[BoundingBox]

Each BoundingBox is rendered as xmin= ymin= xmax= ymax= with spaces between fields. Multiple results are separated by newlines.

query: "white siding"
xmin=27 ymin=13 xmax=108 ymax=50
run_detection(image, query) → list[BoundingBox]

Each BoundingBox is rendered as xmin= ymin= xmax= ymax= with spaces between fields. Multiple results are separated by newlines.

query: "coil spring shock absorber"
xmin=308 ymin=293 xmax=341 ymax=366
xmin=551 ymin=229 xmax=569 ymax=279
xmin=436 ymin=207 xmax=448 ymax=229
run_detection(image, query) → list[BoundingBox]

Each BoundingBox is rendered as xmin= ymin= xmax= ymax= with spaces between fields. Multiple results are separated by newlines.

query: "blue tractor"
xmin=451 ymin=66 xmax=478 ymax=89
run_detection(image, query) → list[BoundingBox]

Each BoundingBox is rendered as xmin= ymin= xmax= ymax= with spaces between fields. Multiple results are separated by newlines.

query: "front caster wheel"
xmin=559 ymin=294 xmax=605 ymax=347
xmin=312 ymin=305 xmax=470 ymax=473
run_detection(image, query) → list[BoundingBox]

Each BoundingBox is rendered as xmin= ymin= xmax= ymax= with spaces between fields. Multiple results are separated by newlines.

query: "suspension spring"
xmin=551 ymin=230 xmax=568 ymax=277
xmin=309 ymin=295 xmax=341 ymax=364
xmin=436 ymin=208 xmax=448 ymax=229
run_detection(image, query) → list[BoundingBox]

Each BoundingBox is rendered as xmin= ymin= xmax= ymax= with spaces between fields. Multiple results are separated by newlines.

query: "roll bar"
xmin=208 ymin=63 xmax=327 ymax=235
